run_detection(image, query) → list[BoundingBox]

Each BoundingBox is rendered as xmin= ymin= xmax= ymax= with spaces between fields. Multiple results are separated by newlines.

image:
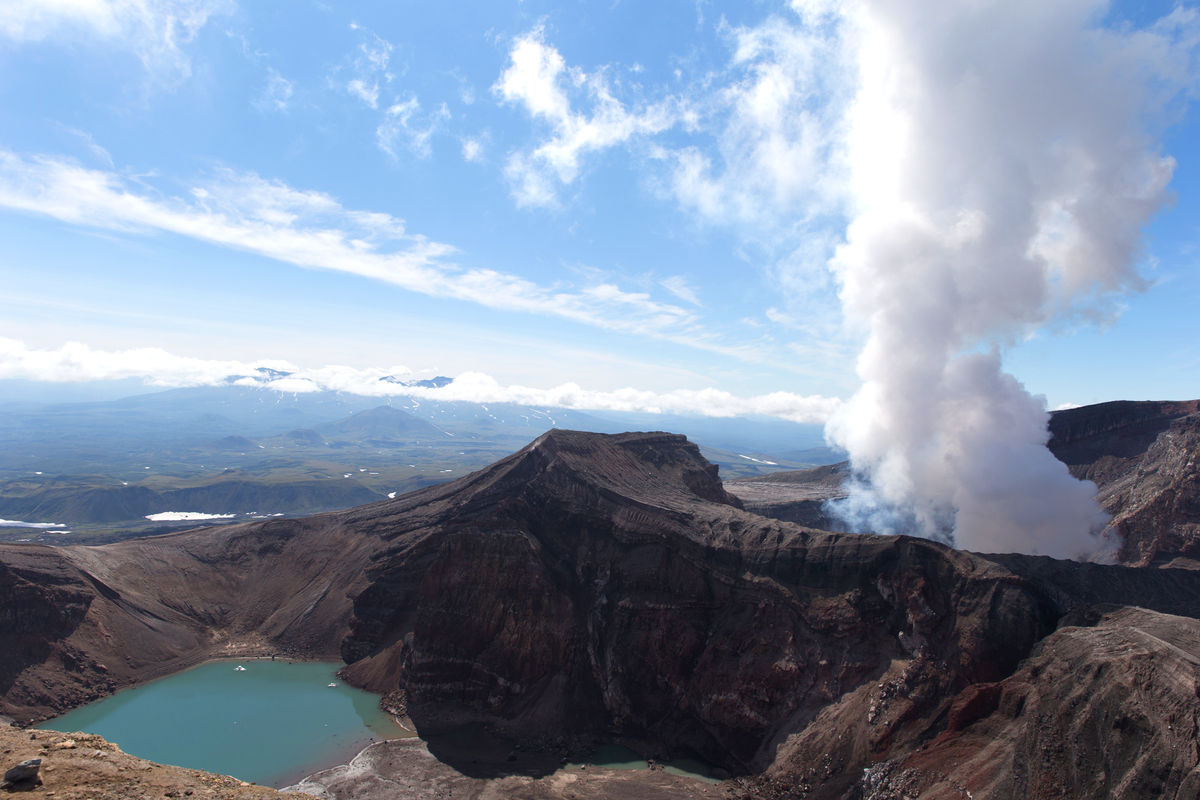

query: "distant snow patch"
xmin=387 ymin=491 xmax=397 ymax=499
xmin=737 ymin=455 xmax=778 ymax=465
xmin=145 ymin=512 xmax=236 ymax=521
xmin=0 ymin=518 xmax=66 ymax=528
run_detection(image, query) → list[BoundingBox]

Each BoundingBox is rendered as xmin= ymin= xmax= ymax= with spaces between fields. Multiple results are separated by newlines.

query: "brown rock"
xmin=1048 ymin=400 xmax=1200 ymax=566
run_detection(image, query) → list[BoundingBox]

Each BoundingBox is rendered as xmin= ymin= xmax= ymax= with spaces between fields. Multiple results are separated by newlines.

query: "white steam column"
xmin=823 ymin=0 xmax=1197 ymax=558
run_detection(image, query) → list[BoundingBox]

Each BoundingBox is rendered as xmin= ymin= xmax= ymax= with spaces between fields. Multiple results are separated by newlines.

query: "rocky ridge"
xmin=1047 ymin=400 xmax=1200 ymax=566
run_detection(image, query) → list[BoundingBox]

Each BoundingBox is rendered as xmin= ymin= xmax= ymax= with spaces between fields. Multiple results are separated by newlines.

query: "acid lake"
xmin=38 ymin=660 xmax=402 ymax=787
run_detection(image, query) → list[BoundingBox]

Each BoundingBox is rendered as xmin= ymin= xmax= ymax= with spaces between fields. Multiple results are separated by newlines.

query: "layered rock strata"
xmin=1048 ymin=400 xmax=1200 ymax=566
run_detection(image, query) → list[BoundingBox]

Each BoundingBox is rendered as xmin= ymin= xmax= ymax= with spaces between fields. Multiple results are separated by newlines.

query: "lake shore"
xmin=285 ymin=737 xmax=729 ymax=800
xmin=37 ymin=660 xmax=401 ymax=788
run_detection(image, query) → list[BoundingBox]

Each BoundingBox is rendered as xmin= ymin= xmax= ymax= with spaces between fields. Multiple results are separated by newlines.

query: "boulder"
xmin=2 ymin=757 xmax=42 ymax=787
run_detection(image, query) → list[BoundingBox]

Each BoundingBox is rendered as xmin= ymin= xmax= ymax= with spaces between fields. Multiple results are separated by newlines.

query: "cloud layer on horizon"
xmin=0 ymin=338 xmax=841 ymax=424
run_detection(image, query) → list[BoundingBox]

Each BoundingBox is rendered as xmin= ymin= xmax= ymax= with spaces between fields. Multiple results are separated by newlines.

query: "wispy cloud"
xmin=0 ymin=148 xmax=761 ymax=356
xmin=460 ymin=136 xmax=485 ymax=163
xmin=0 ymin=0 xmax=233 ymax=84
xmin=491 ymin=13 xmax=855 ymax=358
xmin=341 ymin=22 xmax=395 ymax=110
xmin=0 ymin=338 xmax=842 ymax=424
xmin=659 ymin=275 xmax=701 ymax=306
xmin=494 ymin=26 xmax=688 ymax=207
xmin=377 ymin=97 xmax=450 ymax=159
xmin=255 ymin=67 xmax=294 ymax=113
xmin=59 ymin=126 xmax=115 ymax=167
xmin=665 ymin=11 xmax=851 ymax=236
xmin=335 ymin=24 xmax=451 ymax=160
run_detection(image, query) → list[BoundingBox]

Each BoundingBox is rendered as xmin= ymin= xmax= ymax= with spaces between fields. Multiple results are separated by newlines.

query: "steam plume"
xmin=823 ymin=0 xmax=1197 ymax=558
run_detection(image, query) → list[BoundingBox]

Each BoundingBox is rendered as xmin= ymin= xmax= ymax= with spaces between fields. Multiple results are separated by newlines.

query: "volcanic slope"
xmin=725 ymin=461 xmax=850 ymax=530
xmin=1048 ymin=399 xmax=1200 ymax=566
xmin=3 ymin=429 xmax=1200 ymax=800
xmin=731 ymin=398 xmax=1200 ymax=569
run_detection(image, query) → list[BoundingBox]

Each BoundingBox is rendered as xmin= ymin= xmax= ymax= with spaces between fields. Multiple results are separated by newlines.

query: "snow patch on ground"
xmin=145 ymin=512 xmax=237 ymax=521
xmin=738 ymin=455 xmax=778 ymax=465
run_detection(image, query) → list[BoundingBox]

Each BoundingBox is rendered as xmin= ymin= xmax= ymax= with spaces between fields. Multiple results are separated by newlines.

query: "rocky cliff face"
xmin=1048 ymin=400 xmax=1200 ymax=566
xmin=4 ymin=428 xmax=1200 ymax=800
xmin=0 ymin=515 xmax=382 ymax=722
xmin=854 ymin=605 xmax=1200 ymax=800
xmin=331 ymin=430 xmax=1200 ymax=794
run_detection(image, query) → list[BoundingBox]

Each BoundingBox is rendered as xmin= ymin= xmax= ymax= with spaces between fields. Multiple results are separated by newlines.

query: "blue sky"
xmin=0 ymin=0 xmax=1197 ymax=421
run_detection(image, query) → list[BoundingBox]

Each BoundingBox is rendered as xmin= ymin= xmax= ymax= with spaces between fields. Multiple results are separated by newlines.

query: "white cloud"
xmin=666 ymin=12 xmax=852 ymax=236
xmin=0 ymin=337 xmax=301 ymax=386
xmin=461 ymin=136 xmax=484 ymax=163
xmin=0 ymin=149 xmax=759 ymax=355
xmin=60 ymin=126 xmax=115 ymax=167
xmin=659 ymin=275 xmax=701 ymax=306
xmin=341 ymin=24 xmax=395 ymax=110
xmin=347 ymin=78 xmax=380 ymax=109
xmin=377 ymin=98 xmax=449 ymax=159
xmin=0 ymin=0 xmax=232 ymax=83
xmin=0 ymin=338 xmax=842 ymax=424
xmin=256 ymin=67 xmax=294 ymax=113
xmin=494 ymin=26 xmax=686 ymax=207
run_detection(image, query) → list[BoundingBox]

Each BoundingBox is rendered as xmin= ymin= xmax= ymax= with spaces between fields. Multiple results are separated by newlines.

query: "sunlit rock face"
xmin=335 ymin=429 xmax=1200 ymax=787
xmin=1049 ymin=400 xmax=1200 ymax=567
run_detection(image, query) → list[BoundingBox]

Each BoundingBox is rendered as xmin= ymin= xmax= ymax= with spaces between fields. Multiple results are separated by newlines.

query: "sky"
xmin=0 ymin=0 xmax=1197 ymax=423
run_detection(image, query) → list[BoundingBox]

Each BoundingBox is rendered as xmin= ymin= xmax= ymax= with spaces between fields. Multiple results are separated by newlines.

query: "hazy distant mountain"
xmin=318 ymin=405 xmax=449 ymax=441
xmin=0 ymin=385 xmax=836 ymax=536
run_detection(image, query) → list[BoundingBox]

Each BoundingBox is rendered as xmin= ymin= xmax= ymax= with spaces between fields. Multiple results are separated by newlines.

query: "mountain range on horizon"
xmin=0 ymin=383 xmax=837 ymax=540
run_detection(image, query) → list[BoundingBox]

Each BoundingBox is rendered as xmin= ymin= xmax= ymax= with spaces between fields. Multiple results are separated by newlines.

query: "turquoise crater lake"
xmin=38 ymin=660 xmax=401 ymax=787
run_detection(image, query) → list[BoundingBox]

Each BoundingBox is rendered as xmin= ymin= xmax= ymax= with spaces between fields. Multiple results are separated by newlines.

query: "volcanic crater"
xmin=3 ymin=420 xmax=1200 ymax=799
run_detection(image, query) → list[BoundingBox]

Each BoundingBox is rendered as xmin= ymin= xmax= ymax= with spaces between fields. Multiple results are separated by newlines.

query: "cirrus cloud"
xmin=0 ymin=148 xmax=765 ymax=359
xmin=0 ymin=0 xmax=233 ymax=84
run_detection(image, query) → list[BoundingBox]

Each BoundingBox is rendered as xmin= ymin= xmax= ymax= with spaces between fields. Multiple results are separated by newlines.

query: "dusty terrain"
xmin=724 ymin=462 xmax=849 ymax=529
xmin=0 ymin=726 xmax=285 ymax=799
xmin=287 ymin=737 xmax=727 ymax=800
xmin=0 ymin=725 xmax=727 ymax=800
